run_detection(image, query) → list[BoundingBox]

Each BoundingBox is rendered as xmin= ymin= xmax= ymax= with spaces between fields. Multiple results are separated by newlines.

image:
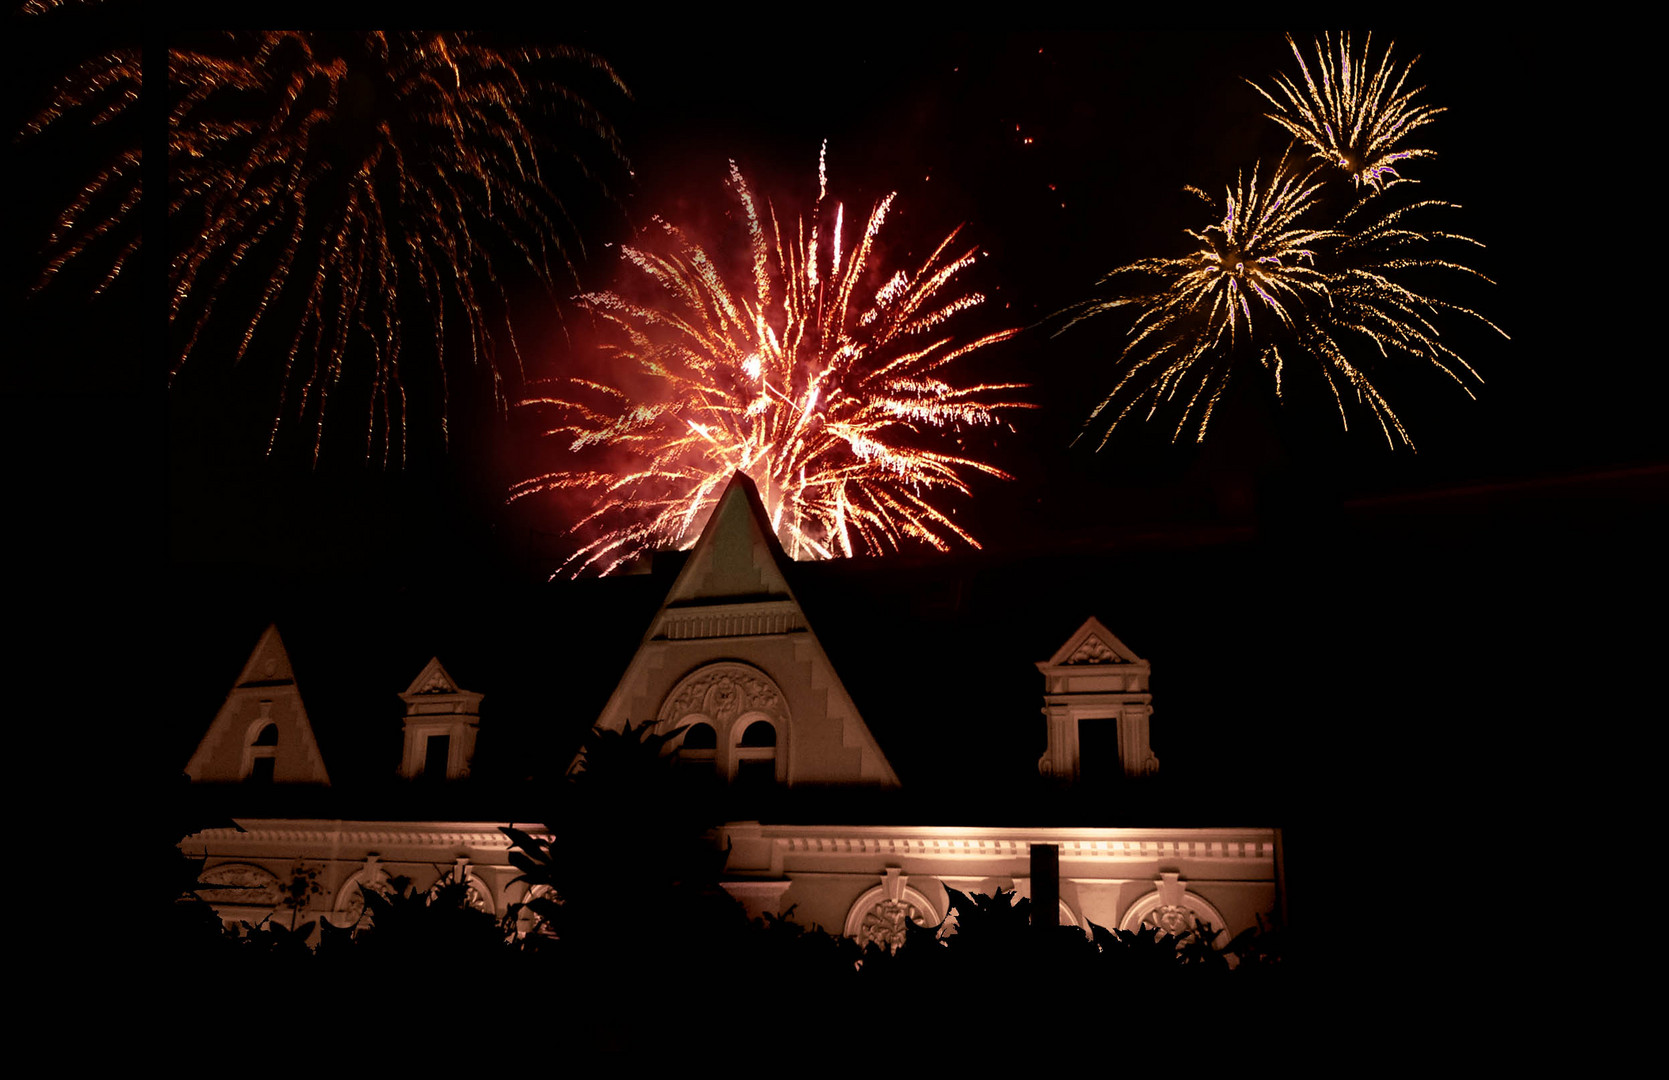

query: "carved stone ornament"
xmin=663 ymin=664 xmax=785 ymax=726
xmin=857 ymin=898 xmax=930 ymax=954
xmin=428 ymin=873 xmax=493 ymax=915
xmin=196 ymin=863 xmax=284 ymax=906
xmin=1065 ymin=635 xmax=1123 ymax=665
xmin=1143 ymin=904 xmax=1197 ymax=936
xmin=331 ymin=866 xmax=393 ymax=928
xmin=417 ymin=669 xmax=455 ymax=694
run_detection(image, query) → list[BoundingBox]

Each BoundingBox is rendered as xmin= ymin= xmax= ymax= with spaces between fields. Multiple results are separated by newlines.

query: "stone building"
xmin=181 ymin=473 xmax=1280 ymax=949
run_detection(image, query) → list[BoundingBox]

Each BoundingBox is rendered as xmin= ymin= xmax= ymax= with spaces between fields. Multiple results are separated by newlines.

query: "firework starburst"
xmin=1250 ymin=32 xmax=1443 ymax=191
xmin=1069 ymin=151 xmax=1334 ymax=444
xmin=1072 ymin=150 xmax=1505 ymax=450
xmin=511 ymin=150 xmax=1028 ymax=576
xmin=26 ymin=30 xmax=627 ymax=465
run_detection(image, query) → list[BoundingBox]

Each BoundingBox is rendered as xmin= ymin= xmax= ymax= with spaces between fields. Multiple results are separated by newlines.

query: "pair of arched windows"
xmin=674 ymin=718 xmax=778 ymax=787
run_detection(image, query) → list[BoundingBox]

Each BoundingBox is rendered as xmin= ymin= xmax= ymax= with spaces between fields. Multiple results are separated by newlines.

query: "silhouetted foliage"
xmin=166 ymin=726 xmax=1284 ymax=1032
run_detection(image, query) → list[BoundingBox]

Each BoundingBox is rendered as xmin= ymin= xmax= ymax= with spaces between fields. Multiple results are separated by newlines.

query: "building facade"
xmin=181 ymin=474 xmax=1280 ymax=950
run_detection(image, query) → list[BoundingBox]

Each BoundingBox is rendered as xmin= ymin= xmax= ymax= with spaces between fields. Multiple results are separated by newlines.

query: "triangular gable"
xmin=235 ymin=621 xmax=297 ymax=685
xmin=1046 ymin=616 xmax=1143 ymax=667
xmin=397 ymin=655 xmax=483 ymax=718
xmin=662 ymin=471 xmax=795 ymax=606
xmin=402 ymin=656 xmax=460 ymax=697
xmin=586 ymin=472 xmax=898 ymax=787
xmin=184 ymin=624 xmax=331 ymax=785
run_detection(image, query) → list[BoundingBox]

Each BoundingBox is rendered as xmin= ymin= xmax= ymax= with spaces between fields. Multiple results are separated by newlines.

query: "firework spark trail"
xmin=1292 ymin=194 xmax=1509 ymax=449
xmin=1070 ymin=147 xmax=1506 ymax=450
xmin=1249 ymin=32 xmax=1444 ymax=192
xmin=1068 ymin=150 xmax=1334 ymax=445
xmin=25 ymin=29 xmax=627 ymax=466
xmin=511 ymin=152 xmax=1029 ymax=576
xmin=1068 ymin=31 xmax=1507 ymax=452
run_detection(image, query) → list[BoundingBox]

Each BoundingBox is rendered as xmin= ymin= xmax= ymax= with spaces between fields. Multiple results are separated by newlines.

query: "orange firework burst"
xmin=511 ymin=148 xmax=1028 ymax=576
xmin=26 ymin=30 xmax=626 ymax=465
xmin=1249 ymin=32 xmax=1443 ymax=192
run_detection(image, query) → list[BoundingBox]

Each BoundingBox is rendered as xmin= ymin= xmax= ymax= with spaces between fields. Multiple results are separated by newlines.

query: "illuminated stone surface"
xmin=180 ymin=473 xmax=1277 ymax=944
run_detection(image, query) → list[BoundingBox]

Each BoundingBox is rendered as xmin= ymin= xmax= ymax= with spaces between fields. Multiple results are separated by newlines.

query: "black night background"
xmin=11 ymin=9 xmax=1659 ymax=1020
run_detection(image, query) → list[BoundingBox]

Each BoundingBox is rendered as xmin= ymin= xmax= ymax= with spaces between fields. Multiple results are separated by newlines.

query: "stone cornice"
xmin=183 ymin=819 xmax=1272 ymax=864
xmin=653 ymin=600 xmax=805 ymax=641
xmin=735 ymin=824 xmax=1275 ymax=862
xmin=186 ymin=820 xmax=552 ymax=848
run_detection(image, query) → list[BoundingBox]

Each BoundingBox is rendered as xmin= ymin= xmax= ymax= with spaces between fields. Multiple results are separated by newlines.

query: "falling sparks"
xmin=511 ymin=151 xmax=1028 ymax=576
xmin=1249 ymin=32 xmax=1443 ymax=191
xmin=1068 ymin=150 xmax=1334 ymax=444
xmin=26 ymin=30 xmax=627 ymax=465
xmin=1067 ymin=33 xmax=1505 ymax=451
xmin=1296 ymin=194 xmax=1507 ymax=449
xmin=1069 ymin=147 xmax=1505 ymax=450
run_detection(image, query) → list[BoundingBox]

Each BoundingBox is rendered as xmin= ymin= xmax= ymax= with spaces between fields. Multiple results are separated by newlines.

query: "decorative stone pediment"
xmin=1119 ymin=872 xmax=1227 ymax=940
xmin=428 ymin=859 xmax=494 ymax=915
xmin=399 ymin=657 xmax=481 ymax=711
xmin=414 ymin=667 xmax=455 ymax=694
xmin=660 ymin=662 xmax=787 ymax=726
xmin=843 ymin=869 xmax=941 ymax=954
xmin=1046 ymin=617 xmax=1144 ymax=669
xmin=1066 ymin=634 xmax=1125 ymax=665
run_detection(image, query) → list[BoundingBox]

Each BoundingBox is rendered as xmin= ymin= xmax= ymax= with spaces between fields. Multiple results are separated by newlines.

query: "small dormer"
xmin=397 ymin=657 xmax=482 ymax=781
xmin=1036 ymin=617 xmax=1158 ymax=784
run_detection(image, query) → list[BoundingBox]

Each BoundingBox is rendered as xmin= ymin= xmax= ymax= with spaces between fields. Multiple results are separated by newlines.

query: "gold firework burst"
xmin=511 ymin=149 xmax=1028 ymax=576
xmin=1072 ymin=152 xmax=1506 ymax=451
xmin=1250 ymin=32 xmax=1444 ymax=191
xmin=1070 ymin=150 xmax=1334 ymax=445
xmin=26 ymin=30 xmax=627 ymax=465
xmin=1291 ymin=194 xmax=1508 ymax=449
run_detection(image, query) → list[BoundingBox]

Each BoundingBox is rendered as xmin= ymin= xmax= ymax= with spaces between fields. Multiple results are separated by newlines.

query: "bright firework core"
xmin=512 ymin=148 xmax=1030 ymax=575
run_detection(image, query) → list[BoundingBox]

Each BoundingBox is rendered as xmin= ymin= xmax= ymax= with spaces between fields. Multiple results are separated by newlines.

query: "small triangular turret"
xmin=184 ymin=624 xmax=331 ymax=785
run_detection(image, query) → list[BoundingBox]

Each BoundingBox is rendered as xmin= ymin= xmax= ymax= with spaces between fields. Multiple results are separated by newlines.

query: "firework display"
xmin=511 ymin=151 xmax=1027 ymax=575
xmin=27 ymin=31 xmax=626 ymax=464
xmin=1072 ymin=33 xmax=1503 ymax=450
xmin=1070 ymin=151 xmax=1334 ymax=445
xmin=1249 ymin=32 xmax=1444 ymax=191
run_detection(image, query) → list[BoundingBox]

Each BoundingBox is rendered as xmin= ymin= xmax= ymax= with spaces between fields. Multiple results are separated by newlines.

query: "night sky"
xmin=13 ymin=17 xmax=1658 ymax=958
xmin=10 ymin=21 xmax=1655 ymax=579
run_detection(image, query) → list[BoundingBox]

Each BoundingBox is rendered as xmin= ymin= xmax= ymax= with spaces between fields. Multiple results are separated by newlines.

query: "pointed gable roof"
xmin=184 ymin=624 xmax=332 ymax=785
xmin=235 ymin=620 xmax=299 ymax=685
xmin=661 ymin=471 xmax=797 ymax=608
xmin=1045 ymin=616 xmax=1144 ymax=667
xmin=399 ymin=656 xmax=482 ymax=701
xmin=589 ymin=471 xmax=898 ymax=786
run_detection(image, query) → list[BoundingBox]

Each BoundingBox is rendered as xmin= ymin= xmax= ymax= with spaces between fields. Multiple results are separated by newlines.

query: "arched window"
xmin=734 ymin=719 xmax=777 ymax=790
xmin=676 ymin=722 xmax=717 ymax=770
xmin=245 ymin=722 xmax=278 ymax=783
